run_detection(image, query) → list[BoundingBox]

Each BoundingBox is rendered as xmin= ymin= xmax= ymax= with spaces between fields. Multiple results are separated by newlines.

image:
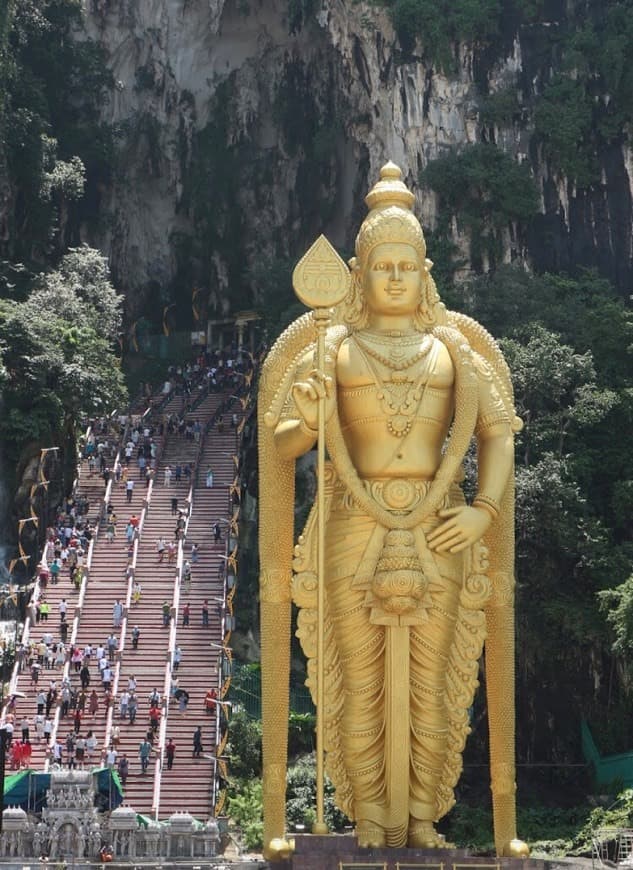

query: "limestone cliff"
xmin=81 ymin=0 xmax=633 ymax=322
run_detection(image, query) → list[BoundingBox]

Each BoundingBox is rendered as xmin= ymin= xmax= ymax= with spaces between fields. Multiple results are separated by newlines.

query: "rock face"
xmin=82 ymin=0 xmax=633 ymax=320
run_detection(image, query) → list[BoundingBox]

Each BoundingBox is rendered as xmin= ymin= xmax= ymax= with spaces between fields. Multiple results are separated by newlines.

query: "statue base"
xmin=281 ymin=834 xmax=581 ymax=869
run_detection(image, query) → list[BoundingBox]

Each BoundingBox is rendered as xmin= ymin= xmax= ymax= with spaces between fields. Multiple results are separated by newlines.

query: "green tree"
xmin=443 ymin=266 xmax=633 ymax=761
xmin=285 ymin=753 xmax=349 ymax=832
xmin=502 ymin=325 xmax=617 ymax=465
xmin=1 ymin=0 xmax=114 ymax=264
xmin=387 ymin=0 xmax=501 ymax=66
xmin=421 ymin=144 xmax=538 ymax=268
xmin=226 ymin=709 xmax=262 ymax=779
xmin=0 ymin=246 xmax=126 ymax=472
xmin=598 ymin=575 xmax=633 ymax=657
xmin=227 ymin=779 xmax=264 ymax=850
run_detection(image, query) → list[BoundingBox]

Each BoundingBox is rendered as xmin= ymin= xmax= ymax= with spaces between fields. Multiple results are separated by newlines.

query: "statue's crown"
xmin=365 ymin=161 xmax=416 ymax=212
xmin=355 ymin=162 xmax=425 ymax=263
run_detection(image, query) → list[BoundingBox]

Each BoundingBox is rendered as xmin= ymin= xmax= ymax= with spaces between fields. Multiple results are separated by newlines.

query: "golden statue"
xmin=258 ymin=163 xmax=527 ymax=859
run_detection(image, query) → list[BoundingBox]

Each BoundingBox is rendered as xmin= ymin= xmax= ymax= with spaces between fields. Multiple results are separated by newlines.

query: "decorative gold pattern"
xmin=352 ymin=335 xmax=434 ymax=438
xmin=259 ymin=162 xmax=525 ymax=858
xmin=292 ymin=234 xmax=351 ymax=309
xmin=260 ymin=568 xmax=293 ymax=603
xmin=491 ymin=762 xmax=517 ymax=795
xmin=355 ymin=331 xmax=433 ymax=370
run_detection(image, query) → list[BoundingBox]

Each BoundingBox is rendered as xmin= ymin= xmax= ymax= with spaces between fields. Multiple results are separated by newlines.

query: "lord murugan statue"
xmin=258 ymin=163 xmax=527 ymax=859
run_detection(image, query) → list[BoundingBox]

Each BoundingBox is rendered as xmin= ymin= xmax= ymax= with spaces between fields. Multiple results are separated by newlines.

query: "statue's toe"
xmin=408 ymin=822 xmax=451 ymax=849
xmin=356 ymin=821 xmax=386 ymax=848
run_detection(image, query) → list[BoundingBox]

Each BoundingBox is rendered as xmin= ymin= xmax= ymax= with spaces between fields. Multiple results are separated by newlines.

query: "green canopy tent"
xmin=2 ymin=768 xmax=123 ymax=813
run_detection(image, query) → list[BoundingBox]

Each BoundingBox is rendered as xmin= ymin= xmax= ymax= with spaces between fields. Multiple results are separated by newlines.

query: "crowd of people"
xmin=2 ymin=342 xmax=260 ymax=801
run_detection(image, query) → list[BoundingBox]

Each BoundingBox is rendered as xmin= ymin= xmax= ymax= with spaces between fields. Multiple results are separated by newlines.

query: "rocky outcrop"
xmin=80 ymin=0 xmax=633 ymax=320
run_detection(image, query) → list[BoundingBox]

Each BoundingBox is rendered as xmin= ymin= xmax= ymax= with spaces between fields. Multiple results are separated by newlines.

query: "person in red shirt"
xmin=204 ymin=689 xmax=217 ymax=715
xmin=165 ymin=738 xmax=175 ymax=770
xmin=149 ymin=705 xmax=161 ymax=735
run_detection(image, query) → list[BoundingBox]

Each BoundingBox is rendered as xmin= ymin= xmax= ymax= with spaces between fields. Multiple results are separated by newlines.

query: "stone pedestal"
xmin=286 ymin=834 xmax=557 ymax=869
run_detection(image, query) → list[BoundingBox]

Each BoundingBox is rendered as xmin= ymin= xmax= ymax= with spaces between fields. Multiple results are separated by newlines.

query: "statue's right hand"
xmin=291 ymin=370 xmax=334 ymax=431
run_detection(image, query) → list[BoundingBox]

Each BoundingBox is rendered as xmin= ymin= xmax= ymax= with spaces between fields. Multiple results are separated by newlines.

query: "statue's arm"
xmin=272 ymin=349 xmax=330 ymax=461
xmin=428 ymin=354 xmax=513 ymax=553
xmin=274 ymin=417 xmax=317 ymax=460
xmin=473 ymin=364 xmax=514 ymax=519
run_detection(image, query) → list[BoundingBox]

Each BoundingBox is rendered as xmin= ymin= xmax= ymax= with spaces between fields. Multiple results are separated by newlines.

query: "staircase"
xmin=6 ymin=375 xmax=247 ymax=822
xmin=155 ymin=402 xmax=240 ymax=818
xmin=6 ymin=426 xmax=122 ymax=771
xmin=109 ymin=389 xmax=238 ymax=818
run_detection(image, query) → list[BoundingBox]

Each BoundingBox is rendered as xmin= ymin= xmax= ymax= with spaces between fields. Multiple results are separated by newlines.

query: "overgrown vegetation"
xmin=420 ymin=143 xmax=538 ymax=270
xmin=0 ymin=246 xmax=127 ymax=468
xmin=446 ymin=265 xmax=633 ymax=763
xmin=444 ymin=792 xmax=633 ymax=857
xmin=0 ymin=1 xmax=123 ymax=518
xmin=226 ymin=710 xmax=348 ymax=851
xmin=1 ymin=0 xmax=115 ymax=265
xmin=386 ymin=0 xmax=501 ymax=65
xmin=373 ymin=0 xmax=633 ymax=190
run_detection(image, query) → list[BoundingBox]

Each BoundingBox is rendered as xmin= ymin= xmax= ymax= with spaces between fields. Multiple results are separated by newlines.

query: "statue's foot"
xmin=408 ymin=821 xmax=454 ymax=849
xmin=356 ymin=820 xmax=386 ymax=848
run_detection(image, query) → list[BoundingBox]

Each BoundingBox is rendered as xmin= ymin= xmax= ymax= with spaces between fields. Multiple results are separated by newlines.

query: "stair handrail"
xmin=152 ymin=479 xmax=194 ymax=820
xmin=96 ymin=393 xmax=166 ymax=777
xmin=47 ymin=413 xmax=134 ymax=764
xmin=3 ymin=420 xmax=95 ymax=711
xmin=46 ymin=443 xmax=122 ymax=769
xmin=102 ymin=474 xmax=154 ymax=759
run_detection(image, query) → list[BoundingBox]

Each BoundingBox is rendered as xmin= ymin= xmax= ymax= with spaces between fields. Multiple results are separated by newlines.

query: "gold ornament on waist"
xmin=381 ymin=478 xmax=417 ymax=510
xmin=372 ymin=529 xmax=427 ymax=615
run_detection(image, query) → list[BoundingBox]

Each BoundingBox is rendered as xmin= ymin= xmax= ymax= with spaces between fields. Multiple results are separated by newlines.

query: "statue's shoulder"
xmin=428 ymin=334 xmax=455 ymax=387
xmin=445 ymin=311 xmax=522 ymax=433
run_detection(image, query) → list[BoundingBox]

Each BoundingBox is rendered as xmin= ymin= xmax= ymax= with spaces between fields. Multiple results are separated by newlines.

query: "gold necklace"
xmin=361 ymin=328 xmax=423 ymax=341
xmin=354 ymin=338 xmax=432 ymax=437
xmin=355 ymin=332 xmax=433 ymax=371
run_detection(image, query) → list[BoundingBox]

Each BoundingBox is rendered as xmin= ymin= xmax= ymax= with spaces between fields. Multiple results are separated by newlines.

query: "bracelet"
xmin=472 ymin=494 xmax=500 ymax=519
xmin=299 ymin=419 xmax=318 ymax=438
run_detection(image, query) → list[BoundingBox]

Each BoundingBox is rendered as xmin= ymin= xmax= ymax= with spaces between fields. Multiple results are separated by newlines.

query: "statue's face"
xmin=363 ymin=242 xmax=422 ymax=319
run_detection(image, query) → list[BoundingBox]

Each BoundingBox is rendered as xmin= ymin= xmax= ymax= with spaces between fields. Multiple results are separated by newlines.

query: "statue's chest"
xmin=336 ymin=335 xmax=454 ymax=388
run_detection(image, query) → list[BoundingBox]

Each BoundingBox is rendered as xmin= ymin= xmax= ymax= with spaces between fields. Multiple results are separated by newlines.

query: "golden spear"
xmin=291 ymin=235 xmax=350 ymax=835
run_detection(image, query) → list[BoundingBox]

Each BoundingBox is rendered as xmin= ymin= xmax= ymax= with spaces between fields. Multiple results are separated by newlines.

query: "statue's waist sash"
xmin=331 ymin=476 xmax=458 ymax=517
xmin=326 ymin=478 xmax=464 ymax=598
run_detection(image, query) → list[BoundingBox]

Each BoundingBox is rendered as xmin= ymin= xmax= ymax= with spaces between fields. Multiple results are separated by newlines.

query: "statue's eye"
xmin=402 ymin=262 xmax=417 ymax=272
xmin=373 ymin=262 xmax=389 ymax=271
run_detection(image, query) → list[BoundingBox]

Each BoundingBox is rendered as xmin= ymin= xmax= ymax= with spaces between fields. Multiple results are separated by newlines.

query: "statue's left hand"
xmin=426 ymin=506 xmax=491 ymax=553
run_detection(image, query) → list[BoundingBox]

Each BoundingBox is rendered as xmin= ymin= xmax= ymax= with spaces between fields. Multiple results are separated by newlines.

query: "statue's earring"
xmin=343 ymin=257 xmax=365 ymax=326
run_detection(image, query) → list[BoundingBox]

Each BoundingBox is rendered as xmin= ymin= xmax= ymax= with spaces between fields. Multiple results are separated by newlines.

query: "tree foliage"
xmin=386 ymin=0 xmax=501 ymax=66
xmin=1 ymin=0 xmax=114 ymax=264
xmin=450 ymin=265 xmax=633 ymax=759
xmin=0 ymin=246 xmax=126 ymax=464
xmin=227 ymin=779 xmax=264 ymax=850
xmin=421 ymin=144 xmax=538 ymax=269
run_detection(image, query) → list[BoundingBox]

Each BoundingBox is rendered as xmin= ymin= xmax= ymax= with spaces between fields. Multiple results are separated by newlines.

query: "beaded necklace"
xmin=353 ymin=335 xmax=433 ymax=437
xmin=355 ymin=331 xmax=433 ymax=371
